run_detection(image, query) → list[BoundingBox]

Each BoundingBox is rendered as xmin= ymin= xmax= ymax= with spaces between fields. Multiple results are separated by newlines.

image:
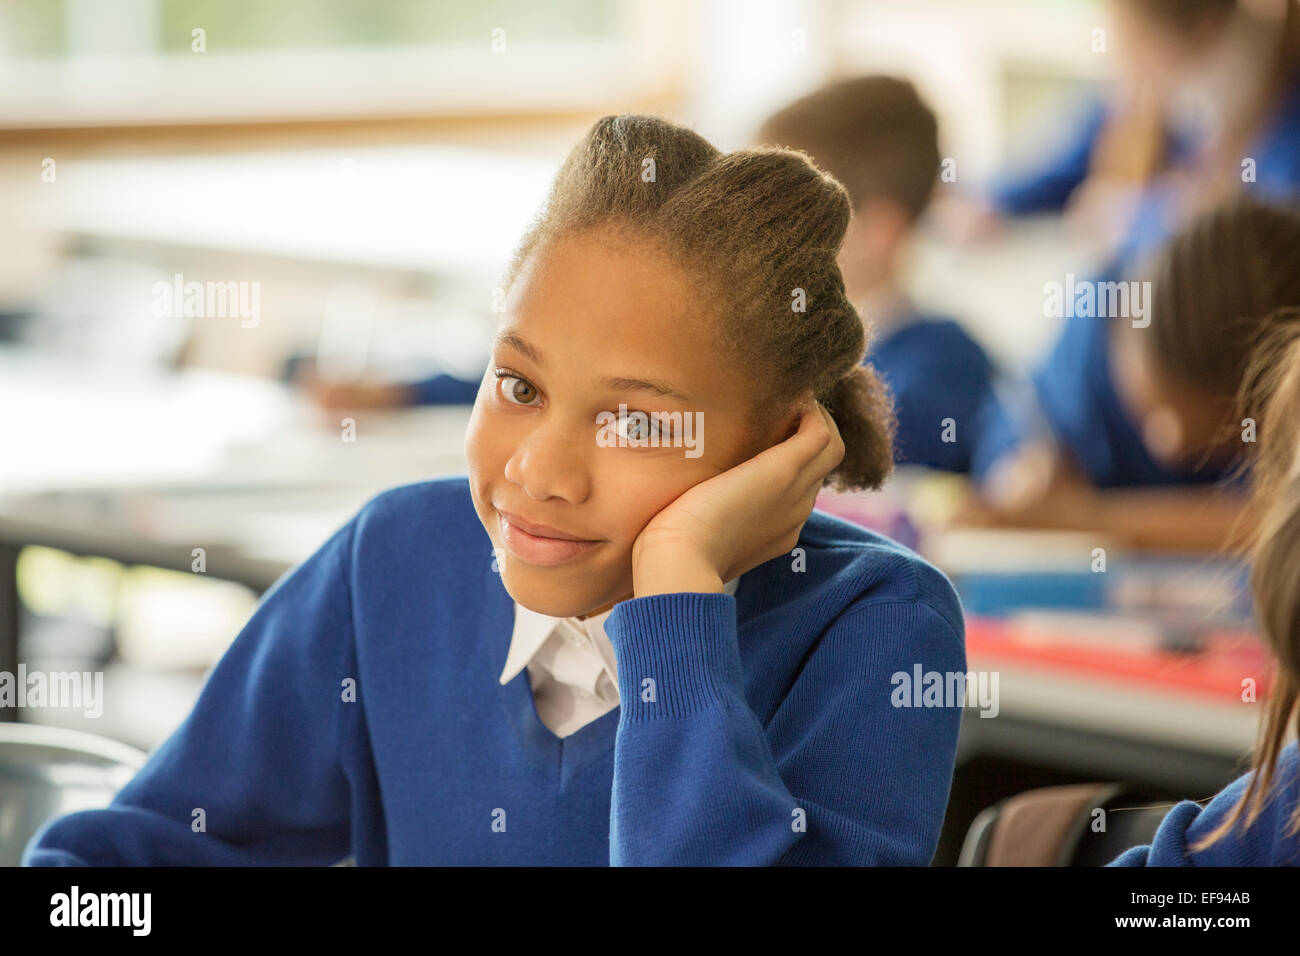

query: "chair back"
xmin=0 ymin=722 xmax=146 ymax=867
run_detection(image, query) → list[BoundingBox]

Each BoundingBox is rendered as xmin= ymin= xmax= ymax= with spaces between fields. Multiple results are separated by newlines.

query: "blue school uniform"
xmin=988 ymin=94 xmax=1113 ymax=217
xmin=1109 ymin=740 xmax=1300 ymax=865
xmin=865 ymin=311 xmax=998 ymax=473
xmin=1111 ymin=71 xmax=1300 ymax=271
xmin=978 ymin=75 xmax=1300 ymax=486
xmin=1033 ymin=303 xmax=1236 ymax=488
xmin=969 ymin=304 xmax=1244 ymax=487
xmin=22 ymin=476 xmax=966 ymax=866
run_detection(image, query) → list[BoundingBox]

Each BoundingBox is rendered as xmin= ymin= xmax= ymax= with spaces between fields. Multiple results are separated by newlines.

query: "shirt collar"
xmin=499 ymin=575 xmax=741 ymax=686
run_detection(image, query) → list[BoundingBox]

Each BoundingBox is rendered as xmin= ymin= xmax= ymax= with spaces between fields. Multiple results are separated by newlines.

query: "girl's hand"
xmin=954 ymin=441 xmax=1101 ymax=530
xmin=630 ymin=399 xmax=846 ymax=597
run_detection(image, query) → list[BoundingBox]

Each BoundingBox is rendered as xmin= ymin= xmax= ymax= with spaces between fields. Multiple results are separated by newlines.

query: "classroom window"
xmin=0 ymin=0 xmax=681 ymax=127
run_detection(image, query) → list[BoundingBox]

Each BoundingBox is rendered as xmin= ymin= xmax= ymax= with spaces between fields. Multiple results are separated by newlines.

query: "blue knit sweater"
xmin=1109 ymin=741 xmax=1300 ymax=866
xmin=23 ymin=476 xmax=966 ymax=866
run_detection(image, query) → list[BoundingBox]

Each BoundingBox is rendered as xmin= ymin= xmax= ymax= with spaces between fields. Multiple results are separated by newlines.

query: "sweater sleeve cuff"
xmin=605 ymin=591 xmax=741 ymax=720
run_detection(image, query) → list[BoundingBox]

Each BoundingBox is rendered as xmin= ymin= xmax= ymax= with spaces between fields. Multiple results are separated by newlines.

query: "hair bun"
xmin=818 ymin=364 xmax=897 ymax=492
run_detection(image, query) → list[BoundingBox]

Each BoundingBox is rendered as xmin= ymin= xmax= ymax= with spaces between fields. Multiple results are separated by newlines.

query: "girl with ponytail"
xmin=26 ymin=114 xmax=966 ymax=866
xmin=1112 ymin=307 xmax=1300 ymax=864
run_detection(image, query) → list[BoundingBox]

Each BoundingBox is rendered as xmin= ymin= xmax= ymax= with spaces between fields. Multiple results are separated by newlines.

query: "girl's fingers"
xmin=730 ymin=401 xmax=841 ymax=574
xmin=812 ymin=400 xmax=846 ymax=470
xmin=745 ymin=398 xmax=844 ymax=515
xmin=790 ymin=402 xmax=842 ymax=521
xmin=780 ymin=399 xmax=839 ymax=472
xmin=794 ymin=400 xmax=844 ymax=493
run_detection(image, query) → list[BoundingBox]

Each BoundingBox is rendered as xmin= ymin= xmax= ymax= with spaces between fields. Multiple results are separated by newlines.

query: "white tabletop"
xmin=51 ymin=144 xmax=558 ymax=276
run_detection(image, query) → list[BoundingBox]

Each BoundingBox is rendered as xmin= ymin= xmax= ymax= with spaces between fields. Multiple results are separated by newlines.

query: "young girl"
xmin=23 ymin=115 xmax=966 ymax=866
xmin=1111 ymin=306 xmax=1300 ymax=864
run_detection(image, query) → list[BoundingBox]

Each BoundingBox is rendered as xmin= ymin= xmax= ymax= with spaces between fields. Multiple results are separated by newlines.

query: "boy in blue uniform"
xmin=304 ymin=368 xmax=478 ymax=410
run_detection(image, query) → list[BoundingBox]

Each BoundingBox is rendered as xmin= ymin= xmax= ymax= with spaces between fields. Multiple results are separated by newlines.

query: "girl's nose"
xmin=503 ymin=418 xmax=593 ymax=503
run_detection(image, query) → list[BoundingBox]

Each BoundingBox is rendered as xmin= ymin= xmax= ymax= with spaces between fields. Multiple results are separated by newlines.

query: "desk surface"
xmin=962 ymin=658 xmax=1261 ymax=756
xmin=2 ymin=348 xmax=472 ymax=583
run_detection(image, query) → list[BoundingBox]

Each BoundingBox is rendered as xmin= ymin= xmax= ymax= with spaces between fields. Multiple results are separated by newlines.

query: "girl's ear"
xmin=777 ymin=395 xmax=814 ymax=442
xmin=742 ymin=394 xmax=813 ymax=461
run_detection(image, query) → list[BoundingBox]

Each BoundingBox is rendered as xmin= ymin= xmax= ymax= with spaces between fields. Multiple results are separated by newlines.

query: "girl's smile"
xmin=496 ymin=508 xmax=603 ymax=567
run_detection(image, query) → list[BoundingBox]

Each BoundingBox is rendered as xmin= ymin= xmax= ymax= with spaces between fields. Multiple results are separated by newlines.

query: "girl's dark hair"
xmin=755 ymin=75 xmax=941 ymax=221
xmin=1193 ymin=306 xmax=1300 ymax=852
xmin=502 ymin=113 xmax=895 ymax=493
xmin=1145 ymin=199 xmax=1300 ymax=395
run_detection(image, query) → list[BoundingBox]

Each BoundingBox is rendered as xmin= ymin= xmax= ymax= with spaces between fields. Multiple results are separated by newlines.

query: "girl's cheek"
xmin=464 ymin=405 xmax=514 ymax=492
xmin=614 ymin=457 xmax=710 ymax=524
xmin=462 ymin=408 xmax=487 ymax=477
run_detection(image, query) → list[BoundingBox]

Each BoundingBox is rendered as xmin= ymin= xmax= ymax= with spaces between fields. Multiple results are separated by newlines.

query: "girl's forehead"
xmin=501 ymin=236 xmax=741 ymax=390
xmin=522 ymin=228 xmax=696 ymax=302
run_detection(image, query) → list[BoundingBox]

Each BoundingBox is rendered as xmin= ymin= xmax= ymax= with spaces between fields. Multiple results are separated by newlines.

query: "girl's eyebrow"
xmin=494 ymin=329 xmax=694 ymax=403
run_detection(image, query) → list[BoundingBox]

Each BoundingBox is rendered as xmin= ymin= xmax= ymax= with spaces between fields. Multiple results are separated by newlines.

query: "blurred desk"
xmin=956 ymin=661 xmax=1259 ymax=794
xmin=936 ymin=661 xmax=1261 ymax=865
xmin=0 ymin=347 xmax=474 ymax=714
xmin=927 ymin=525 xmax=1261 ymax=789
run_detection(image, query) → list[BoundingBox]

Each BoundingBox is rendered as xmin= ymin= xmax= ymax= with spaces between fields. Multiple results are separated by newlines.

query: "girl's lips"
xmin=498 ymin=512 xmax=602 ymax=567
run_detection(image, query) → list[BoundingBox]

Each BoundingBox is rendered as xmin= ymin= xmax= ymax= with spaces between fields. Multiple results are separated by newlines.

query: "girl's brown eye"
xmin=495 ymin=371 xmax=539 ymax=406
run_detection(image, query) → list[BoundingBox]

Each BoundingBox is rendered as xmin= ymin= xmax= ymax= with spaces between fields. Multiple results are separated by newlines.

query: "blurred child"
xmin=302 ymin=369 xmax=478 ymax=408
xmin=969 ymin=0 xmax=1300 ymax=502
xmin=757 ymin=76 xmax=998 ymax=473
xmin=24 ymin=115 xmax=965 ymax=866
xmin=1111 ymin=305 xmax=1300 ymax=864
xmin=989 ymin=0 xmax=1300 ymax=261
xmin=971 ymin=199 xmax=1300 ymax=551
xmin=299 ymin=366 xmax=478 ymax=410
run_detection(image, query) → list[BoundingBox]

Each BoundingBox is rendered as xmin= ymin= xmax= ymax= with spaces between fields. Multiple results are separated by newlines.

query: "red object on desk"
xmin=965 ymin=613 xmax=1275 ymax=703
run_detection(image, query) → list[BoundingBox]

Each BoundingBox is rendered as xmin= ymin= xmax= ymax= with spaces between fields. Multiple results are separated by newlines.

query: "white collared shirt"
xmin=500 ymin=577 xmax=741 ymax=738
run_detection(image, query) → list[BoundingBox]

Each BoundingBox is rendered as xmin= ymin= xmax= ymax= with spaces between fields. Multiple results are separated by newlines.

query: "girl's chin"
xmin=500 ymin=564 xmax=631 ymax=619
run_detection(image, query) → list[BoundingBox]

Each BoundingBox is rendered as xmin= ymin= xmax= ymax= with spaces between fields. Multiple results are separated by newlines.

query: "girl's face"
xmin=465 ymin=227 xmax=791 ymax=620
xmin=1110 ymin=322 xmax=1237 ymax=468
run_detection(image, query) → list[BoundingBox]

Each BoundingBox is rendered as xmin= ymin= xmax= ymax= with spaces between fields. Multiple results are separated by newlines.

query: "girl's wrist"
xmin=632 ymin=542 xmax=724 ymax=598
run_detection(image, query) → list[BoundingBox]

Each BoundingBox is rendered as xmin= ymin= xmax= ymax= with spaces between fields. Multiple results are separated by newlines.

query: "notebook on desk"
xmin=966 ymin=611 xmax=1273 ymax=703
